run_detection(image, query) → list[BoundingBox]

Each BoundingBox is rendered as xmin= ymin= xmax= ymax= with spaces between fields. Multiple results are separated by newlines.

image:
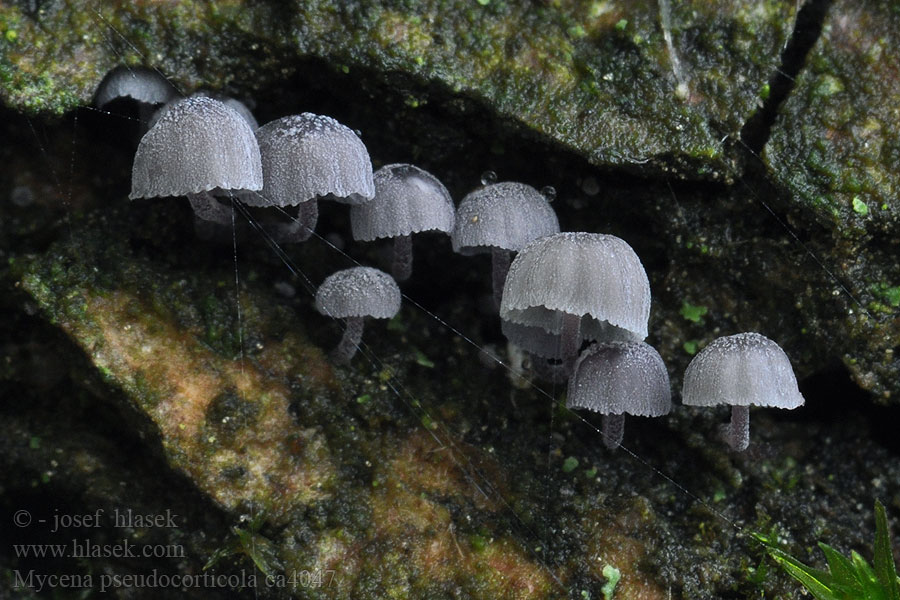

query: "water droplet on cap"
xmin=540 ymin=185 xmax=556 ymax=202
xmin=480 ymin=170 xmax=497 ymax=186
xmin=581 ymin=176 xmax=600 ymax=196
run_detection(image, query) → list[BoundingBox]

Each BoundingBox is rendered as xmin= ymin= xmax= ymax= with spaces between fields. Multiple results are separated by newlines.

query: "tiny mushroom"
xmin=452 ymin=182 xmax=559 ymax=307
xmin=94 ymin=65 xmax=178 ymax=128
xmin=239 ymin=113 xmax=375 ymax=242
xmin=350 ymin=164 xmax=455 ymax=281
xmin=500 ymin=231 xmax=651 ymax=378
xmin=315 ymin=266 xmax=401 ymax=365
xmin=681 ymin=332 xmax=805 ymax=451
xmin=129 ymin=96 xmax=263 ymax=225
xmin=567 ymin=341 xmax=671 ymax=450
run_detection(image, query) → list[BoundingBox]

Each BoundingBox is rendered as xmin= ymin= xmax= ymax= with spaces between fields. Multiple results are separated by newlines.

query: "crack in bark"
xmin=740 ymin=0 xmax=835 ymax=156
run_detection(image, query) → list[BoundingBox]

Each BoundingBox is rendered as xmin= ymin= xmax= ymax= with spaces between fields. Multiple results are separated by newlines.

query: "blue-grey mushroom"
xmin=129 ymin=96 xmax=262 ymax=225
xmin=452 ymin=182 xmax=559 ymax=307
xmin=500 ymin=232 xmax=650 ymax=377
xmin=682 ymin=332 xmax=804 ymax=451
xmin=94 ymin=65 xmax=178 ymax=129
xmin=315 ymin=267 xmax=401 ymax=365
xmin=350 ymin=164 xmax=455 ymax=281
xmin=567 ymin=341 xmax=671 ymax=449
xmin=239 ymin=114 xmax=375 ymax=242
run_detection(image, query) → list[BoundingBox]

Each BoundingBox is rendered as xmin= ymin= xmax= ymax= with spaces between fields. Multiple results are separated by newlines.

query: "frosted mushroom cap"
xmin=129 ymin=96 xmax=262 ymax=199
xmin=350 ymin=164 xmax=455 ymax=240
xmin=500 ymin=232 xmax=651 ymax=342
xmin=682 ymin=332 xmax=804 ymax=409
xmin=451 ymin=182 xmax=559 ymax=254
xmin=239 ymin=114 xmax=374 ymax=208
xmin=567 ymin=342 xmax=672 ymax=417
xmin=216 ymin=96 xmax=258 ymax=130
xmin=315 ymin=267 xmax=401 ymax=320
xmin=94 ymin=65 xmax=178 ymax=107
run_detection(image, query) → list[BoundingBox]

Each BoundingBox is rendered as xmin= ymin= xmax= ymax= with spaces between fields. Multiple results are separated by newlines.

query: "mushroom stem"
xmin=138 ymin=103 xmax=156 ymax=135
xmin=331 ymin=316 xmax=365 ymax=365
xmin=728 ymin=405 xmax=750 ymax=452
xmin=188 ymin=191 xmax=232 ymax=226
xmin=392 ymin=235 xmax=413 ymax=282
xmin=491 ymin=247 xmax=512 ymax=310
xmin=559 ymin=312 xmax=582 ymax=376
xmin=602 ymin=414 xmax=625 ymax=450
xmin=274 ymin=200 xmax=319 ymax=243
xmin=529 ymin=354 xmax=569 ymax=384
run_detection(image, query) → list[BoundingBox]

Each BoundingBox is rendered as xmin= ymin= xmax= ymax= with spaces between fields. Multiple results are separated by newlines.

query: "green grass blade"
xmin=850 ymin=550 xmax=887 ymax=600
xmin=874 ymin=500 xmax=900 ymax=600
xmin=766 ymin=545 xmax=840 ymax=600
xmin=820 ymin=542 xmax=858 ymax=584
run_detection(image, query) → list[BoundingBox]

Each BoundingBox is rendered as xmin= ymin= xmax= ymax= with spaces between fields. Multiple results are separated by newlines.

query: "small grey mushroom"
xmin=129 ymin=96 xmax=263 ymax=226
xmin=681 ymin=332 xmax=804 ymax=451
xmin=315 ymin=267 xmax=401 ymax=365
xmin=239 ymin=114 xmax=375 ymax=242
xmin=567 ymin=341 xmax=671 ymax=450
xmin=94 ymin=66 xmax=178 ymax=129
xmin=350 ymin=164 xmax=455 ymax=281
xmin=241 ymin=113 xmax=374 ymax=205
xmin=500 ymin=232 xmax=650 ymax=377
xmin=452 ymin=182 xmax=559 ymax=308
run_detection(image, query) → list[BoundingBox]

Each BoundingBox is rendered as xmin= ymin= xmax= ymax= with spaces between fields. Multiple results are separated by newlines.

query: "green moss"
xmin=871 ymin=283 xmax=900 ymax=308
xmin=680 ymin=301 xmax=708 ymax=323
xmin=1 ymin=0 xmax=795 ymax=179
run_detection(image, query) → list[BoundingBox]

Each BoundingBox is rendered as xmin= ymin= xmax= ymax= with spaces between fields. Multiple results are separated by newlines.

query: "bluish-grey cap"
xmin=500 ymin=232 xmax=651 ymax=342
xmin=567 ymin=342 xmax=671 ymax=416
xmin=315 ymin=267 xmax=401 ymax=320
xmin=240 ymin=114 xmax=374 ymax=208
xmin=451 ymin=182 xmax=559 ymax=255
xmin=350 ymin=164 xmax=454 ymax=241
xmin=94 ymin=65 xmax=178 ymax=107
xmin=129 ymin=96 xmax=262 ymax=199
xmin=682 ymin=332 xmax=804 ymax=409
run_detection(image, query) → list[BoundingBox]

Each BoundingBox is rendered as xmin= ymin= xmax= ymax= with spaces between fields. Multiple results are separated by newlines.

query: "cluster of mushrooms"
xmin=99 ymin=66 xmax=805 ymax=452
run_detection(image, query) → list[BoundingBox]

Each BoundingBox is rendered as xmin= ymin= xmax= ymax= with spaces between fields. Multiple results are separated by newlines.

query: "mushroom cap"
xmin=681 ymin=332 xmax=804 ymax=409
xmin=94 ymin=65 xmax=178 ymax=107
xmin=217 ymin=97 xmax=258 ymax=130
xmin=239 ymin=114 xmax=374 ymax=208
xmin=500 ymin=232 xmax=651 ymax=343
xmin=451 ymin=182 xmax=559 ymax=255
xmin=149 ymin=92 xmax=259 ymax=132
xmin=129 ymin=96 xmax=262 ymax=199
xmin=567 ymin=342 xmax=671 ymax=417
xmin=315 ymin=267 xmax=401 ymax=320
xmin=349 ymin=164 xmax=455 ymax=241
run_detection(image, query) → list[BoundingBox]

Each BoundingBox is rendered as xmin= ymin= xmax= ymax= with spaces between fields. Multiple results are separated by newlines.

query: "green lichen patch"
xmin=764 ymin=0 xmax=900 ymax=238
xmin=1 ymin=0 xmax=795 ymax=178
xmin=18 ymin=214 xmax=337 ymax=523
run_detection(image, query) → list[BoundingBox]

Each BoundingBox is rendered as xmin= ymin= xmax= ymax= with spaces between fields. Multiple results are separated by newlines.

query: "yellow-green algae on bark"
xmin=12 ymin=207 xmax=593 ymax=597
xmin=19 ymin=234 xmax=338 ymax=524
xmin=0 ymin=0 xmax=797 ymax=179
xmin=763 ymin=0 xmax=900 ymax=401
